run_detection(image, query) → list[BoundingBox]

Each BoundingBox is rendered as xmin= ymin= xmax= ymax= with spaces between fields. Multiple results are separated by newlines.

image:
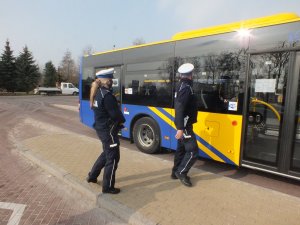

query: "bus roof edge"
xmin=172 ymin=13 xmax=300 ymax=40
xmin=86 ymin=13 xmax=300 ymax=57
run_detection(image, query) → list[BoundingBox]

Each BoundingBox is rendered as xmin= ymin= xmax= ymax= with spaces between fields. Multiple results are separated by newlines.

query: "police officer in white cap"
xmin=171 ymin=63 xmax=198 ymax=187
xmin=86 ymin=68 xmax=125 ymax=194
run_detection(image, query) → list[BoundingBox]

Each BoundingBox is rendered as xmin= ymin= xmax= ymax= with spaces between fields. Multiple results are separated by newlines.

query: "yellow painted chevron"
xmin=197 ymin=140 xmax=224 ymax=162
xmin=148 ymin=107 xmax=176 ymax=129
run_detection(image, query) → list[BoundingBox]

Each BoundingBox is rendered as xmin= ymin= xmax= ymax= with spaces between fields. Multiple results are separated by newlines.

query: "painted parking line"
xmin=0 ymin=202 xmax=26 ymax=225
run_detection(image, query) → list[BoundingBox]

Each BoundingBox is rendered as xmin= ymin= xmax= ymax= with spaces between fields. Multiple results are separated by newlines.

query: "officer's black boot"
xmin=175 ymin=172 xmax=192 ymax=187
xmin=102 ymin=187 xmax=121 ymax=194
xmin=86 ymin=173 xmax=97 ymax=183
xmin=171 ymin=171 xmax=178 ymax=179
xmin=171 ymin=171 xmax=190 ymax=180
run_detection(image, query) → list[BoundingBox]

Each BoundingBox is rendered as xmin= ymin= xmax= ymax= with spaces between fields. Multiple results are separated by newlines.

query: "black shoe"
xmin=86 ymin=174 xmax=97 ymax=183
xmin=102 ymin=188 xmax=121 ymax=194
xmin=175 ymin=172 xmax=192 ymax=187
xmin=171 ymin=172 xmax=190 ymax=180
xmin=171 ymin=172 xmax=178 ymax=179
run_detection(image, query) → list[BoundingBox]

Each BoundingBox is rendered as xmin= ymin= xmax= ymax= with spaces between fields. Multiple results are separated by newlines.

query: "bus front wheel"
xmin=133 ymin=117 xmax=160 ymax=154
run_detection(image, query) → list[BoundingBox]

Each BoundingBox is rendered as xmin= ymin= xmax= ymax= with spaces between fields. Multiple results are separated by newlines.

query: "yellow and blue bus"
xmin=79 ymin=13 xmax=300 ymax=180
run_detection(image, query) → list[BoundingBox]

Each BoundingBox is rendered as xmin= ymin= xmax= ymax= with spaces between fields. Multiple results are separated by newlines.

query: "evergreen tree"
xmin=15 ymin=46 xmax=40 ymax=93
xmin=0 ymin=40 xmax=16 ymax=92
xmin=43 ymin=61 xmax=57 ymax=87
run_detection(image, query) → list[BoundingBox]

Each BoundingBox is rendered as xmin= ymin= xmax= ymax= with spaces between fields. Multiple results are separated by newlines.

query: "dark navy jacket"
xmin=174 ymin=78 xmax=197 ymax=130
xmin=92 ymin=87 xmax=125 ymax=131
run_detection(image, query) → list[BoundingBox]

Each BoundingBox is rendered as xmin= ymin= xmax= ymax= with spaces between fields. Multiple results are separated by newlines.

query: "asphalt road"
xmin=1 ymin=95 xmax=300 ymax=224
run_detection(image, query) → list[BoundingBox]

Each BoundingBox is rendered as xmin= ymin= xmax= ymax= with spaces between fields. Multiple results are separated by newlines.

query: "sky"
xmin=1 ymin=0 xmax=300 ymax=68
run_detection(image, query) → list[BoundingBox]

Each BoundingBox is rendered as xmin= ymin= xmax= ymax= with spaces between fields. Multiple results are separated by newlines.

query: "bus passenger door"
xmin=242 ymin=50 xmax=300 ymax=178
xmin=289 ymin=51 xmax=300 ymax=176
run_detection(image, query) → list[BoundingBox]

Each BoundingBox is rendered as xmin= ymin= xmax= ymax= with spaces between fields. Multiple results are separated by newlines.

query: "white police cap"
xmin=178 ymin=63 xmax=194 ymax=75
xmin=95 ymin=68 xmax=114 ymax=78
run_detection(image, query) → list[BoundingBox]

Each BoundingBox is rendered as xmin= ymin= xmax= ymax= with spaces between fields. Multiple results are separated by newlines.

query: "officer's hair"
xmin=98 ymin=78 xmax=112 ymax=88
xmin=90 ymin=80 xmax=100 ymax=108
xmin=180 ymin=72 xmax=193 ymax=79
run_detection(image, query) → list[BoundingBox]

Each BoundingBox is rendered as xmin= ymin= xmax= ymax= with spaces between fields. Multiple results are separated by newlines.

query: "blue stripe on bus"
xmin=155 ymin=107 xmax=174 ymax=122
xmin=196 ymin=135 xmax=235 ymax=165
xmin=198 ymin=148 xmax=211 ymax=159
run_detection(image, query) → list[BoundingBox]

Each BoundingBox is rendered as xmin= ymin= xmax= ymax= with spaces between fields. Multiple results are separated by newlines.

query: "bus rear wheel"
xmin=133 ymin=117 xmax=160 ymax=154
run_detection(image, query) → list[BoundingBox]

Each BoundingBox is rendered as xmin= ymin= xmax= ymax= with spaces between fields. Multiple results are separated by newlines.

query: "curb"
xmin=15 ymin=141 xmax=157 ymax=225
xmin=16 ymin=148 xmax=98 ymax=203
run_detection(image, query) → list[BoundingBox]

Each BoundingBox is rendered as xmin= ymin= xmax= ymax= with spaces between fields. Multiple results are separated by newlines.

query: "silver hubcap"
xmin=137 ymin=124 xmax=154 ymax=147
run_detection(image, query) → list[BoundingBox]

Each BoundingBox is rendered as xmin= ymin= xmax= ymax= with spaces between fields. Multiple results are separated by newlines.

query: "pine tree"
xmin=15 ymin=46 xmax=40 ymax=93
xmin=0 ymin=40 xmax=16 ymax=92
xmin=43 ymin=61 xmax=57 ymax=87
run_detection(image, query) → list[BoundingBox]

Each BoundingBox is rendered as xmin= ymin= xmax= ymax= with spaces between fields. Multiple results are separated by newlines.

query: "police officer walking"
xmin=86 ymin=68 xmax=125 ymax=194
xmin=171 ymin=63 xmax=198 ymax=187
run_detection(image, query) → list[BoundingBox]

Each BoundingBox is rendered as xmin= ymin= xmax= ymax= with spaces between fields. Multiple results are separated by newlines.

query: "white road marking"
xmin=51 ymin=104 xmax=78 ymax=112
xmin=0 ymin=202 xmax=26 ymax=225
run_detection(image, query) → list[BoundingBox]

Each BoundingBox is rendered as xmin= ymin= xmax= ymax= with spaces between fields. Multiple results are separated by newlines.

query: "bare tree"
xmin=82 ymin=45 xmax=94 ymax=56
xmin=58 ymin=50 xmax=78 ymax=86
xmin=132 ymin=38 xmax=146 ymax=46
xmin=204 ymin=55 xmax=218 ymax=84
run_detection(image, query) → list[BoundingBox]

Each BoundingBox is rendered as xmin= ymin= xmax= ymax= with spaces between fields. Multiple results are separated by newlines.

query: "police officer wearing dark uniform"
xmin=171 ymin=63 xmax=198 ymax=187
xmin=86 ymin=68 xmax=125 ymax=194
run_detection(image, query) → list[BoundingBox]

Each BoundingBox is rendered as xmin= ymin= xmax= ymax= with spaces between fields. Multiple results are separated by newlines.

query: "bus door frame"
xmin=241 ymin=47 xmax=300 ymax=178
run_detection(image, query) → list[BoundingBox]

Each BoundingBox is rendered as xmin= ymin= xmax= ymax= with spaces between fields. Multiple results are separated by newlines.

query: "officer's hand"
xmin=175 ymin=130 xmax=183 ymax=140
xmin=118 ymin=123 xmax=125 ymax=129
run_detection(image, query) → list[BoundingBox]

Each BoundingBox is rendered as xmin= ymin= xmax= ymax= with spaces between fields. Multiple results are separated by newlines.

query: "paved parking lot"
xmin=1 ymin=95 xmax=300 ymax=225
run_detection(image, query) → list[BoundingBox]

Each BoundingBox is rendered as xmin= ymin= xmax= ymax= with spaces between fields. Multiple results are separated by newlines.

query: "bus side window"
xmin=193 ymin=74 xmax=241 ymax=113
xmin=123 ymin=70 xmax=172 ymax=107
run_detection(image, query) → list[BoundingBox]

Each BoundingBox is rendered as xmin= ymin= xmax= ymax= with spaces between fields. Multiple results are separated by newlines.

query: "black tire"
xmin=133 ymin=117 xmax=160 ymax=154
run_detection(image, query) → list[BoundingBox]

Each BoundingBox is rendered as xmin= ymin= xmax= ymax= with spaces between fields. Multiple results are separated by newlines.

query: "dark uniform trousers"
xmin=89 ymin=128 xmax=120 ymax=190
xmin=172 ymin=126 xmax=198 ymax=176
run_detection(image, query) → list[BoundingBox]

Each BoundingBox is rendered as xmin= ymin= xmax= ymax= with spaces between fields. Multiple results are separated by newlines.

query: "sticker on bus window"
xmin=123 ymin=107 xmax=129 ymax=115
xmin=228 ymin=101 xmax=238 ymax=111
xmin=112 ymin=79 xmax=118 ymax=87
xmin=255 ymin=79 xmax=276 ymax=93
xmin=125 ymin=88 xmax=133 ymax=95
